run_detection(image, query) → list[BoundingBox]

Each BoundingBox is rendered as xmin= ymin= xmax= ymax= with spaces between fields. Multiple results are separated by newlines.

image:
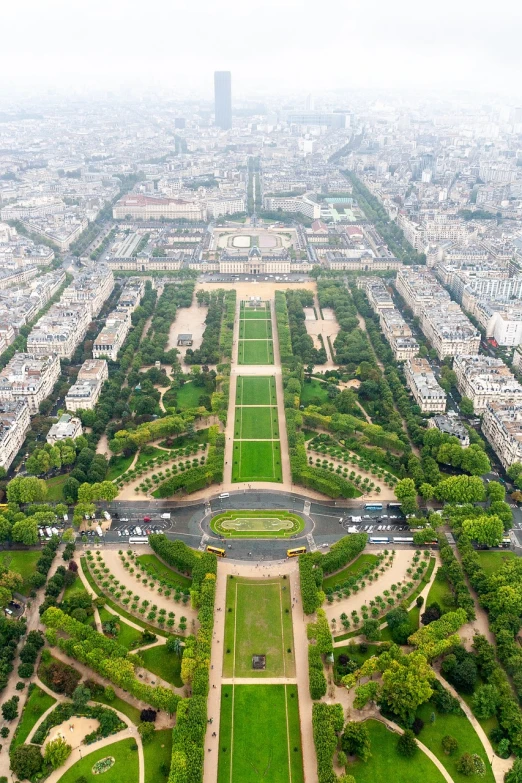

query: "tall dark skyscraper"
xmin=214 ymin=71 xmax=232 ymax=130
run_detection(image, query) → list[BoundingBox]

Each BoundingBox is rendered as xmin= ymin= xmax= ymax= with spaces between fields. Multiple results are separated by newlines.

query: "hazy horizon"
xmin=0 ymin=0 xmax=521 ymax=100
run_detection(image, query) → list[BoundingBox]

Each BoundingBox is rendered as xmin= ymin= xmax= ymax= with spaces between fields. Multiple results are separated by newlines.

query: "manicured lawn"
xmin=426 ymin=567 xmax=455 ymax=613
xmin=236 ymin=376 xmax=276 ymax=406
xmin=11 ymin=685 xmax=56 ymax=750
xmin=347 ymin=719 xmax=446 ymax=783
xmin=416 ymin=701 xmax=494 ymax=783
xmin=0 ymin=550 xmax=41 ymax=596
xmin=210 ymin=510 xmax=304 ymax=539
xmin=99 ymin=606 xmax=143 ymax=649
xmin=239 ymin=319 xmax=272 ymax=339
xmin=232 ymin=440 xmax=282 ymax=482
xmin=234 ymin=406 xmax=279 ymax=439
xmin=159 ymin=428 xmax=209 ymax=449
xmin=218 ymin=685 xmax=303 ymax=783
xmin=107 ymin=454 xmax=135 ymax=481
xmin=322 ymin=553 xmax=379 ymax=591
xmin=44 ymin=473 xmax=68 ymax=501
xmin=136 ymin=554 xmax=192 ymax=588
xmin=62 ymin=574 xmax=89 ymax=602
xmin=143 ymin=728 xmax=172 ymax=783
xmin=333 ymin=643 xmax=382 ymax=670
xmin=223 ymin=576 xmax=294 ymax=678
xmin=475 ymin=550 xmax=515 ymax=576
xmin=92 ymin=693 xmax=141 ymax=725
xmin=138 ymin=644 xmax=183 ymax=687
xmin=173 ymin=381 xmax=205 ymax=410
xmin=238 ymin=339 xmax=274 ymax=365
xmin=240 ymin=305 xmax=270 ymax=319
xmin=300 ymin=379 xmax=330 ymax=405
xmin=56 ymin=738 xmax=139 ymax=783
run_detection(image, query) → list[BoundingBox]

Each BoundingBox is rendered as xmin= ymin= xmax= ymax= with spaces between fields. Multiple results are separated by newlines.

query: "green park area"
xmin=236 ymin=375 xmax=276 ymax=406
xmin=239 ymin=319 xmax=272 ymax=339
xmin=0 ymin=550 xmax=41 ymax=596
xmin=234 ymin=405 xmax=279 ymax=439
xmin=211 ymin=510 xmax=304 ymax=538
xmin=347 ymin=720 xmax=446 ymax=783
xmin=426 ymin=568 xmax=455 ymax=613
xmin=143 ymin=729 xmax=172 ymax=783
xmin=232 ymin=440 xmax=282 ymax=483
xmin=240 ymin=302 xmax=270 ymax=318
xmin=56 ymin=738 xmax=139 ymax=783
xmin=322 ymin=553 xmax=379 ymax=592
xmin=238 ymin=339 xmax=274 ymax=365
xmin=223 ymin=576 xmax=295 ymax=678
xmin=138 ymin=644 xmax=183 ymax=687
xmin=300 ymin=378 xmax=330 ymax=406
xmin=475 ymin=549 xmax=515 ymax=576
xmin=218 ymin=684 xmax=304 ymax=783
xmin=11 ymin=685 xmax=56 ymax=750
xmin=99 ymin=607 xmax=143 ymax=650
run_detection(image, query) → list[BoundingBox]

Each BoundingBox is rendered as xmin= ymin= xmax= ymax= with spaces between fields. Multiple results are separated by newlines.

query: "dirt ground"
xmin=197 ymin=280 xmax=318 ymax=299
xmin=167 ymin=298 xmax=208 ymax=366
xmin=44 ymin=717 xmax=100 ymax=750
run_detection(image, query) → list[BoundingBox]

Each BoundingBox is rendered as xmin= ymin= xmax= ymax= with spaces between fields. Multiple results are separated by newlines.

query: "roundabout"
xmin=210 ymin=509 xmax=305 ymax=538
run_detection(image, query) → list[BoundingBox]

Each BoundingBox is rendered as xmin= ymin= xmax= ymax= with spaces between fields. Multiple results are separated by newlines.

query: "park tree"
xmin=394 ymin=478 xmax=417 ymax=501
xmin=471 ymin=684 xmax=499 ymax=720
xmin=397 ymin=729 xmax=418 ymax=757
xmin=44 ymin=737 xmax=72 ymax=769
xmin=1 ymin=696 xmax=19 ymax=721
xmin=433 ymin=475 xmax=486 ymax=504
xmin=138 ymin=722 xmax=155 ymax=744
xmin=462 ymin=515 xmax=503 ymax=547
xmin=10 ymin=744 xmax=43 ymax=779
xmin=0 ymin=517 xmax=12 ymax=542
xmin=63 ymin=477 xmax=80 ymax=502
xmin=11 ymin=518 xmax=39 ymax=546
xmin=487 ymin=481 xmax=506 ymax=503
xmin=6 ymin=476 xmax=47 ymax=503
xmin=442 ymin=735 xmax=459 ymax=756
xmin=460 ymin=445 xmax=490 ymax=476
xmin=419 ymin=483 xmax=434 ymax=500
xmin=361 ymin=619 xmax=381 ymax=642
xmin=72 ymin=684 xmax=91 ymax=710
xmin=340 ymin=721 xmax=371 ymax=761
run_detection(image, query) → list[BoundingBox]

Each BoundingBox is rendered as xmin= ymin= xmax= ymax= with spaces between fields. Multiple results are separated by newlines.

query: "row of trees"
xmin=185 ymin=289 xmax=227 ymax=366
xmin=285 ymin=289 xmax=326 ymax=365
xmin=298 ymin=534 xmax=368 ymax=613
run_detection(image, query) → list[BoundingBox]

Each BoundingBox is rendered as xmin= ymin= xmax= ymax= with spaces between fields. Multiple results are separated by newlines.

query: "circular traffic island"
xmin=210 ymin=510 xmax=305 ymax=538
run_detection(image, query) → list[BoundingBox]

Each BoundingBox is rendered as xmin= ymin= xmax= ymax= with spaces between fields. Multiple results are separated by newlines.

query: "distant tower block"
xmin=214 ymin=71 xmax=232 ymax=130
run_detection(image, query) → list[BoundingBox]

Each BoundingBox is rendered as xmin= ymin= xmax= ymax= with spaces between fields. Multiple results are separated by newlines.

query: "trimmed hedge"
xmin=154 ymin=426 xmax=224 ymax=497
xmin=299 ymin=554 xmax=323 ymax=614
xmin=437 ymin=535 xmax=476 ymax=620
xmin=308 ymin=645 xmax=327 ymax=699
xmin=322 ymin=533 xmax=367 ymax=575
xmin=312 ymin=702 xmax=344 ymax=783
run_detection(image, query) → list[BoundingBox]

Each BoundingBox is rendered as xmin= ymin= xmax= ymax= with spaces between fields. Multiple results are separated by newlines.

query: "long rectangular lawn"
xmin=234 ymin=406 xmax=279 ymax=439
xmin=232 ymin=440 xmax=282 ymax=482
xmin=223 ymin=576 xmax=294 ymax=678
xmin=239 ymin=319 xmax=272 ymax=339
xmin=236 ymin=375 xmax=276 ymax=406
xmin=218 ymin=685 xmax=304 ymax=783
xmin=238 ymin=339 xmax=274 ymax=365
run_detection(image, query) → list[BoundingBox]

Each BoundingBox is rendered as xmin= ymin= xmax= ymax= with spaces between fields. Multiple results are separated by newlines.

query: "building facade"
xmin=404 ymin=357 xmax=447 ymax=413
xmin=0 ymin=353 xmax=60 ymax=415
xmin=0 ymin=401 xmax=30 ymax=471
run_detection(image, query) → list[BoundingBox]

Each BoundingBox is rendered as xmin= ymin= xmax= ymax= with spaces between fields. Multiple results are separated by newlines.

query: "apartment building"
xmin=113 ymin=194 xmax=206 ymax=221
xmin=356 ymin=278 xmax=394 ymax=311
xmin=419 ymin=302 xmax=480 ymax=359
xmin=27 ymin=304 xmax=90 ymax=359
xmin=404 ymin=357 xmax=447 ymax=413
xmin=206 ymin=195 xmax=246 ymax=218
xmin=262 ymin=195 xmax=321 ymax=220
xmin=0 ymin=266 xmax=39 ymax=290
xmin=107 ymin=254 xmax=184 ymax=272
xmin=93 ymin=312 xmax=130 ymax=361
xmin=395 ymin=266 xmax=450 ymax=316
xmin=473 ymin=302 xmax=522 ymax=347
xmin=482 ymin=400 xmax=522 ymax=469
xmin=0 ymin=400 xmax=30 ymax=471
xmin=115 ymin=279 xmax=145 ymax=315
xmin=65 ymin=359 xmax=108 ymax=412
xmin=453 ymin=355 xmax=522 ymax=413
xmin=47 ymin=413 xmax=83 ymax=444
xmin=380 ymin=309 xmax=419 ymax=361
xmin=0 ymin=353 xmax=60 ymax=415
xmin=323 ymin=252 xmax=401 ymax=272
xmin=428 ymin=415 xmax=470 ymax=447
xmin=61 ymin=264 xmax=114 ymax=318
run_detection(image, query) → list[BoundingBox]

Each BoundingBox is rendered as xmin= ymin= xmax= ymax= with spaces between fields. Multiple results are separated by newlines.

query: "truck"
xmin=161 ymin=513 xmax=171 ymax=520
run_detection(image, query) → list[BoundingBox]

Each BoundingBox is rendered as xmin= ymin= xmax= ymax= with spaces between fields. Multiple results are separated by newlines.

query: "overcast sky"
xmin=1 ymin=0 xmax=521 ymax=99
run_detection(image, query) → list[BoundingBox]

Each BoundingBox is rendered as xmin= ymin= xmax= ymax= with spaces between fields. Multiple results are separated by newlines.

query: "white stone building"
xmin=47 ymin=413 xmax=83 ymax=444
xmin=453 ymin=355 xmax=522 ymax=413
xmin=65 ymin=359 xmax=108 ymax=412
xmin=482 ymin=400 xmax=522 ymax=469
xmin=27 ymin=304 xmax=91 ymax=359
xmin=404 ymin=357 xmax=447 ymax=413
xmin=93 ymin=313 xmax=130 ymax=361
xmin=0 ymin=401 xmax=30 ymax=471
xmin=0 ymin=353 xmax=60 ymax=415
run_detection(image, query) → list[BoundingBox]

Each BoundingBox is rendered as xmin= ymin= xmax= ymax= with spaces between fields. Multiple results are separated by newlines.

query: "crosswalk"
xmin=303 ymin=500 xmax=311 ymax=515
xmin=199 ymin=533 xmax=209 ymax=551
xmin=306 ymin=533 xmax=317 ymax=552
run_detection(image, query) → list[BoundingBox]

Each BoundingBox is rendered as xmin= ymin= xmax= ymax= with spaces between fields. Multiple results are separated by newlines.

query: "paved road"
xmin=100 ymin=491 xmax=416 ymax=560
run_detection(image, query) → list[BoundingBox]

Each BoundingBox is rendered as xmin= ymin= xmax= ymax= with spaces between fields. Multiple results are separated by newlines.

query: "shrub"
xmin=442 ymin=735 xmax=458 ymax=755
xmin=397 ymin=729 xmax=418 ymax=757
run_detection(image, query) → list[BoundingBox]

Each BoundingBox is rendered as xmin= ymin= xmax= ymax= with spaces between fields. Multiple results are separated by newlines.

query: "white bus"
xmin=369 ymin=536 xmax=390 ymax=544
xmin=129 ymin=536 xmax=148 ymax=545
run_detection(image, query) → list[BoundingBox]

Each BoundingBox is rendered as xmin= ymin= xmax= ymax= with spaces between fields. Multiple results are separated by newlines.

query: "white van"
xmin=160 ymin=513 xmax=171 ymax=520
xmin=218 ymin=493 xmax=230 ymax=499
xmin=103 ymin=511 xmax=111 ymax=521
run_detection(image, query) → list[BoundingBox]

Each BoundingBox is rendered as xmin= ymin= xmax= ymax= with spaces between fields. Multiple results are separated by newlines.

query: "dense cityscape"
xmin=0 ymin=36 xmax=522 ymax=783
